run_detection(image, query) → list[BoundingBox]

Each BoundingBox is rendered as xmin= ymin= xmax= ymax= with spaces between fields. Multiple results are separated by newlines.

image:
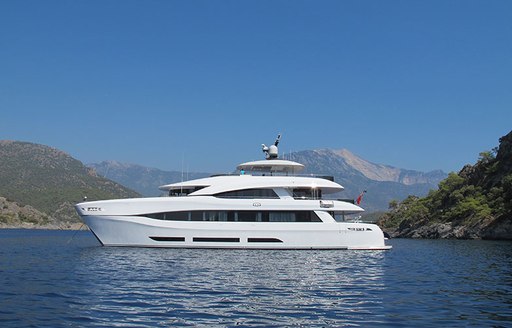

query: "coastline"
xmin=0 ymin=222 xmax=86 ymax=231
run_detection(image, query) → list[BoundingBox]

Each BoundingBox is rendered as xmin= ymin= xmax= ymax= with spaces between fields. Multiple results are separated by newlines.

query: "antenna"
xmin=181 ymin=154 xmax=184 ymax=195
xmin=274 ymin=134 xmax=281 ymax=146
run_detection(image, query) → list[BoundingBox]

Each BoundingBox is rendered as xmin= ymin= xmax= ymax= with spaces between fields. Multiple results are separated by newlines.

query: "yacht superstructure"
xmin=75 ymin=136 xmax=391 ymax=250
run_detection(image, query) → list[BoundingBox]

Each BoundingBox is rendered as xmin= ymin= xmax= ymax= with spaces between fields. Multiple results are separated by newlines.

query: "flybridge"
xmin=237 ymin=159 xmax=304 ymax=174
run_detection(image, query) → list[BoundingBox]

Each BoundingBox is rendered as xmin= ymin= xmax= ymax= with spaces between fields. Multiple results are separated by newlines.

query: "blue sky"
xmin=1 ymin=0 xmax=511 ymax=173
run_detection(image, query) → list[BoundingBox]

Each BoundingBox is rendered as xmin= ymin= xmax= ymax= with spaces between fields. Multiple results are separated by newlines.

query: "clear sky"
xmin=1 ymin=0 xmax=511 ymax=174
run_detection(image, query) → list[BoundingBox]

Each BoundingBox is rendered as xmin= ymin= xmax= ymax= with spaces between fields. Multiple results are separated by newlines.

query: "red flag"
xmin=356 ymin=190 xmax=366 ymax=205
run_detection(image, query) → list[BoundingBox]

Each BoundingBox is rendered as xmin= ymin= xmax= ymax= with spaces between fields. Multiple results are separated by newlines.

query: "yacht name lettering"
xmin=348 ymin=227 xmax=367 ymax=231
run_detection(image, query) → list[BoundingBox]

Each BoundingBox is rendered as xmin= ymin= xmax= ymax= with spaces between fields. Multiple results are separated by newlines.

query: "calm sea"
xmin=0 ymin=229 xmax=511 ymax=327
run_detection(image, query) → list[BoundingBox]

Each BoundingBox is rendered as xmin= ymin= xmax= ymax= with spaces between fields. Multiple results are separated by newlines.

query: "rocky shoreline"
xmin=0 ymin=196 xmax=84 ymax=230
xmin=384 ymin=215 xmax=512 ymax=240
xmin=0 ymin=222 xmax=86 ymax=230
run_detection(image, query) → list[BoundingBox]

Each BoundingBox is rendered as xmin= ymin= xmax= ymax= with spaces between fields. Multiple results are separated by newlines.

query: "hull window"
xmin=248 ymin=238 xmax=283 ymax=243
xmin=193 ymin=237 xmax=240 ymax=243
xmin=150 ymin=237 xmax=185 ymax=242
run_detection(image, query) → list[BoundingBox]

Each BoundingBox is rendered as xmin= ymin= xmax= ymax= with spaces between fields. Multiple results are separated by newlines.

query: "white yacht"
xmin=75 ymin=136 xmax=391 ymax=250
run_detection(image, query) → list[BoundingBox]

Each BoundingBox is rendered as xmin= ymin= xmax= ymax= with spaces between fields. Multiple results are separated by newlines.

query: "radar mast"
xmin=238 ymin=134 xmax=304 ymax=173
xmin=262 ymin=134 xmax=281 ymax=160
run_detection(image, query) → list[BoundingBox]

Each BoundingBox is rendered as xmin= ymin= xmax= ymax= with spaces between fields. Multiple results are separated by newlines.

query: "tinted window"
xmin=141 ymin=210 xmax=322 ymax=222
xmin=215 ymin=189 xmax=279 ymax=199
xmin=292 ymin=188 xmax=322 ymax=200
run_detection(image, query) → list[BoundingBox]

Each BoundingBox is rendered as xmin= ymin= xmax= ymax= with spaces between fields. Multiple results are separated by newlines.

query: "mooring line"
xmin=66 ymin=223 xmax=85 ymax=244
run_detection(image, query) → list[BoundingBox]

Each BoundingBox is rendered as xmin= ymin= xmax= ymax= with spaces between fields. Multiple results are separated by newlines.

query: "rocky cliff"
xmin=378 ymin=131 xmax=512 ymax=240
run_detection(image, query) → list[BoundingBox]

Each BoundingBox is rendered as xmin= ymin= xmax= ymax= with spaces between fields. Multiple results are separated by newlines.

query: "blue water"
xmin=0 ymin=230 xmax=511 ymax=327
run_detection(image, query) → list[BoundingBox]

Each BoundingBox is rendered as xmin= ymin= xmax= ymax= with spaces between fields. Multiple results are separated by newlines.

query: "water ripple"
xmin=1 ymin=230 xmax=511 ymax=327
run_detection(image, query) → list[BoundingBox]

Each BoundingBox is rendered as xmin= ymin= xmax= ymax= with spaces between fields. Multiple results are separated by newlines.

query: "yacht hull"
xmin=81 ymin=215 xmax=391 ymax=250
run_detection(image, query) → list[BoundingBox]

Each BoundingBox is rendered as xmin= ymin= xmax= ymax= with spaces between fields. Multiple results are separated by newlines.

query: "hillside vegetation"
xmin=0 ymin=141 xmax=140 ymax=228
xmin=378 ymin=131 xmax=512 ymax=240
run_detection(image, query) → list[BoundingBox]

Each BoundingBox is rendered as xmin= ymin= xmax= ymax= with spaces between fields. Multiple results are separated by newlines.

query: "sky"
xmin=1 ymin=0 xmax=511 ymax=174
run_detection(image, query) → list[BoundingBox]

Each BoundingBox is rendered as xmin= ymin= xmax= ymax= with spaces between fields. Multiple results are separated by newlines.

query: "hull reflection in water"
xmin=74 ymin=247 xmax=388 ymax=327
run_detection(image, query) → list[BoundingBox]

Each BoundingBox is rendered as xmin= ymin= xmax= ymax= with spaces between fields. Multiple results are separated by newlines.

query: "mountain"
xmin=0 ymin=141 xmax=140 ymax=228
xmin=89 ymin=149 xmax=446 ymax=213
xmin=88 ymin=161 xmax=210 ymax=196
xmin=288 ymin=149 xmax=445 ymax=212
xmin=329 ymin=149 xmax=446 ymax=185
xmin=377 ymin=131 xmax=512 ymax=240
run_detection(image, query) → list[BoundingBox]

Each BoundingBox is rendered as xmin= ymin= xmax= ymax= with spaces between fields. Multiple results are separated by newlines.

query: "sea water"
xmin=0 ymin=229 xmax=511 ymax=327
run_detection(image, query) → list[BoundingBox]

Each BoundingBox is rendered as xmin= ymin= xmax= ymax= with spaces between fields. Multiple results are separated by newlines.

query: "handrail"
xmin=210 ymin=172 xmax=334 ymax=181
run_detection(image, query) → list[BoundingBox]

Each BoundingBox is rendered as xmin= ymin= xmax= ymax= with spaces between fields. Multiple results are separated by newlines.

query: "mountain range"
xmin=89 ymin=149 xmax=447 ymax=213
xmin=0 ymin=139 xmax=447 ymax=228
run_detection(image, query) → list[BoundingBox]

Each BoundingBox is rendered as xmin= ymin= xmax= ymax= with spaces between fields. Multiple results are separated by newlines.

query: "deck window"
xmin=141 ymin=210 xmax=322 ymax=222
xmin=237 ymin=211 xmax=260 ymax=222
xmin=169 ymin=186 xmax=206 ymax=197
xmin=215 ymin=188 xmax=279 ymax=199
xmin=269 ymin=211 xmax=294 ymax=222
xmin=292 ymin=188 xmax=322 ymax=200
xmin=205 ymin=211 xmax=233 ymax=221
xmin=190 ymin=211 xmax=204 ymax=221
